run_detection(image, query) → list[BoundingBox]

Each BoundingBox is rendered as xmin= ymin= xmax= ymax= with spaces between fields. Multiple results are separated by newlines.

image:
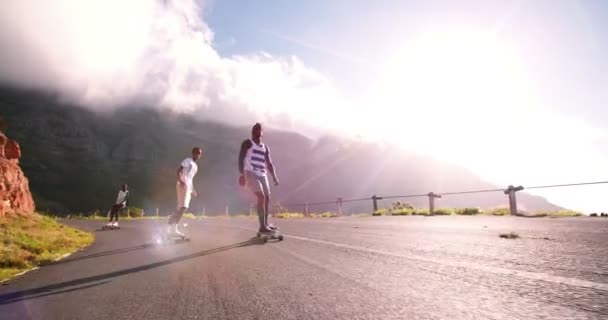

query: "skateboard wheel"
xmin=263 ymin=237 xmax=268 ymax=243
xmin=278 ymin=235 xmax=283 ymax=241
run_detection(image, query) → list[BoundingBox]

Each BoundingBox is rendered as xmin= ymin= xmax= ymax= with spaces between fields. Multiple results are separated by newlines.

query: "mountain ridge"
xmin=0 ymin=87 xmax=562 ymax=215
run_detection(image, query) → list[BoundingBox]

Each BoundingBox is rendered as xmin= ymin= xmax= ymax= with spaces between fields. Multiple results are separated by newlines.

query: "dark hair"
xmin=192 ymin=147 xmax=202 ymax=153
xmin=252 ymin=123 xmax=262 ymax=131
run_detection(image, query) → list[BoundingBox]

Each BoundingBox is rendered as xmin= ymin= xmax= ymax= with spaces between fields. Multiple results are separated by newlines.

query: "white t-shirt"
xmin=180 ymin=157 xmax=198 ymax=192
xmin=115 ymin=190 xmax=128 ymax=205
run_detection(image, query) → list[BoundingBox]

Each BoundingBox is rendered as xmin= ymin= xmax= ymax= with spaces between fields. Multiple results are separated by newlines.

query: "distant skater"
xmin=106 ymin=184 xmax=129 ymax=228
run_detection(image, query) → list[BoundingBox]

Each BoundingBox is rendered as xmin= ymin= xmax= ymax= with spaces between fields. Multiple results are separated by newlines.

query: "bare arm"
xmin=265 ymin=146 xmax=279 ymax=185
xmin=177 ymin=166 xmax=185 ymax=185
xmin=238 ymin=140 xmax=252 ymax=174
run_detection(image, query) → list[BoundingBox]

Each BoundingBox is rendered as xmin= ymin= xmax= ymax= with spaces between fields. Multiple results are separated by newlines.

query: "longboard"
xmin=155 ymin=233 xmax=190 ymax=245
xmin=256 ymin=230 xmax=283 ymax=243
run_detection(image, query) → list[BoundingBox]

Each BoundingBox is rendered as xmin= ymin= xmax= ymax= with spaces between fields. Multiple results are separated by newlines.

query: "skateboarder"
xmin=238 ymin=123 xmax=279 ymax=234
xmin=106 ymin=184 xmax=129 ymax=228
xmin=167 ymin=147 xmax=203 ymax=238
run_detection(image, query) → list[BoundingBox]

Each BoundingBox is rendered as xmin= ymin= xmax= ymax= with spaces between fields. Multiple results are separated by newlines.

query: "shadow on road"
xmin=43 ymin=244 xmax=155 ymax=266
xmin=0 ymin=238 xmax=263 ymax=305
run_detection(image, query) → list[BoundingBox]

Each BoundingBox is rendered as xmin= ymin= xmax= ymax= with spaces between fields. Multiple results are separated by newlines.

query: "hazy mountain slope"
xmin=0 ymin=87 xmax=561 ymax=215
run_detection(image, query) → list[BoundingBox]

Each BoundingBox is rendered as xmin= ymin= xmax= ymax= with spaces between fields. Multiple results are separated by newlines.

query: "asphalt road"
xmin=1 ymin=216 xmax=607 ymax=320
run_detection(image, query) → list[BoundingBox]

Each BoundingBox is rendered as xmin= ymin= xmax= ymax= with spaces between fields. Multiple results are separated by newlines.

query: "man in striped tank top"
xmin=239 ymin=123 xmax=280 ymax=233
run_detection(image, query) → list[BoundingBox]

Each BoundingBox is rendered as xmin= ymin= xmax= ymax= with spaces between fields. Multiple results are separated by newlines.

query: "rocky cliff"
xmin=0 ymin=122 xmax=35 ymax=217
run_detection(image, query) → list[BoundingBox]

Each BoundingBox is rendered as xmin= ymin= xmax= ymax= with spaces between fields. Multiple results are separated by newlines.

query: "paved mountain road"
xmin=1 ymin=216 xmax=606 ymax=319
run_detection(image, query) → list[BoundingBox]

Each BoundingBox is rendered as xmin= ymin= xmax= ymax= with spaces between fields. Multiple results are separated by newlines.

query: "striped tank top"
xmin=244 ymin=139 xmax=267 ymax=176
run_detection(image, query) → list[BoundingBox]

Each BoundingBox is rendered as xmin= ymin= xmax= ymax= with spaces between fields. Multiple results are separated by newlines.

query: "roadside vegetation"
xmin=372 ymin=202 xmax=584 ymax=217
xmin=1 ymin=213 xmax=94 ymax=283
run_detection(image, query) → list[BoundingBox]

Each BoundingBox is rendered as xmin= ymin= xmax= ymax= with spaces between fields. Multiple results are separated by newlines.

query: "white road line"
xmin=223 ymin=223 xmax=608 ymax=292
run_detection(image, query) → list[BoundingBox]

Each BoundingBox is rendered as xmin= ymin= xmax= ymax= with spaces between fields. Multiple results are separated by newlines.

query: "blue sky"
xmin=203 ymin=0 xmax=608 ymax=212
xmin=1 ymin=0 xmax=605 ymax=212
xmin=205 ymin=0 xmax=608 ymax=126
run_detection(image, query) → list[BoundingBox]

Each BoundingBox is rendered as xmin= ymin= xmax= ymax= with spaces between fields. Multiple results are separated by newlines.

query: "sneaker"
xmin=267 ymin=223 xmax=278 ymax=230
xmin=112 ymin=222 xmax=119 ymax=227
xmin=258 ymin=227 xmax=272 ymax=233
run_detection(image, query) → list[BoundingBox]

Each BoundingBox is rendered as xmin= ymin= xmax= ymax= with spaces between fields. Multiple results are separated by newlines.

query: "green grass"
xmin=378 ymin=207 xmax=484 ymax=216
xmin=1 ymin=213 xmax=94 ymax=283
xmin=374 ymin=206 xmax=586 ymax=218
xmin=373 ymin=208 xmax=389 ymax=216
xmin=534 ymin=210 xmax=583 ymax=217
xmin=182 ymin=213 xmax=198 ymax=219
xmin=273 ymin=212 xmax=341 ymax=218
xmin=433 ymin=208 xmax=454 ymax=216
xmin=276 ymin=212 xmax=306 ymax=219
xmin=455 ymin=207 xmax=481 ymax=215
xmin=378 ymin=207 xmax=422 ymax=216
xmin=350 ymin=213 xmax=371 ymax=217
xmin=313 ymin=212 xmax=339 ymax=218
xmin=483 ymin=207 xmax=511 ymax=216
xmin=390 ymin=208 xmax=413 ymax=216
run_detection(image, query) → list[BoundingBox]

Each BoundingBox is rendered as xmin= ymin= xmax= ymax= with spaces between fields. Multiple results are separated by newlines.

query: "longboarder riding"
xmin=238 ymin=123 xmax=280 ymax=236
xmin=167 ymin=147 xmax=203 ymax=239
xmin=104 ymin=184 xmax=129 ymax=229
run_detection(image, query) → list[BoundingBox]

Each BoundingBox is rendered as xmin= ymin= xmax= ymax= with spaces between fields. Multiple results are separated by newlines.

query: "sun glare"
xmin=369 ymin=30 xmax=535 ymax=160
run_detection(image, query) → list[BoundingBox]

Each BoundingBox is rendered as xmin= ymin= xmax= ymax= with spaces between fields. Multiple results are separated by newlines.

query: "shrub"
xmin=455 ymin=207 xmax=481 ymax=215
xmin=320 ymin=211 xmax=337 ymax=218
xmin=373 ymin=208 xmax=388 ymax=216
xmin=533 ymin=210 xmax=582 ymax=217
xmin=391 ymin=208 xmax=414 ymax=216
xmin=391 ymin=201 xmax=414 ymax=210
xmin=276 ymin=212 xmax=305 ymax=219
xmin=432 ymin=208 xmax=454 ymax=215
xmin=120 ymin=206 xmax=144 ymax=218
xmin=96 ymin=209 xmax=108 ymax=218
xmin=485 ymin=207 xmax=510 ymax=216
xmin=412 ymin=208 xmax=430 ymax=216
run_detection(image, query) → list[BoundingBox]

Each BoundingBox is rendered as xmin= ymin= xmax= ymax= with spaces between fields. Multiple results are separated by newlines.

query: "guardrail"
xmin=277 ymin=180 xmax=608 ymax=215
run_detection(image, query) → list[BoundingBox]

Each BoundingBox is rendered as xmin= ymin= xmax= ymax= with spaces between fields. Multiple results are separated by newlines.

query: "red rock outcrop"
xmin=0 ymin=130 xmax=35 ymax=217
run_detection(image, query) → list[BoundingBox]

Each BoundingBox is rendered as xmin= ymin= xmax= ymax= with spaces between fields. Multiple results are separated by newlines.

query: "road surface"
xmin=1 ymin=216 xmax=607 ymax=319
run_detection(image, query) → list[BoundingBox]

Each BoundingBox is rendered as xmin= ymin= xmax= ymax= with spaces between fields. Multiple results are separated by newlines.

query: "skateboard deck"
xmin=256 ymin=230 xmax=283 ymax=242
xmin=155 ymin=233 xmax=190 ymax=245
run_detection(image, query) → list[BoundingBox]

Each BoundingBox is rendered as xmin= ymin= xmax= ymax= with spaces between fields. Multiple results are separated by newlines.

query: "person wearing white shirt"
xmin=168 ymin=147 xmax=203 ymax=236
xmin=106 ymin=184 xmax=129 ymax=228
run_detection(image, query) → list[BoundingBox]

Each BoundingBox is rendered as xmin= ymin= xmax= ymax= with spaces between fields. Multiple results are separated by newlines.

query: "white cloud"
xmin=0 ymin=0 xmax=346 ymax=132
xmin=1 ymin=0 xmax=606 ymax=212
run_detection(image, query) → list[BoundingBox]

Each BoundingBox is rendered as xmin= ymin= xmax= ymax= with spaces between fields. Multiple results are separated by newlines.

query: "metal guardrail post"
xmin=337 ymin=197 xmax=343 ymax=216
xmin=504 ymin=185 xmax=524 ymax=215
xmin=372 ymin=195 xmax=383 ymax=212
xmin=427 ymin=192 xmax=442 ymax=215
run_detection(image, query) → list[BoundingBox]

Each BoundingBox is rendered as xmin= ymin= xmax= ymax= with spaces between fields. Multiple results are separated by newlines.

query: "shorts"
xmin=244 ymin=170 xmax=270 ymax=196
xmin=176 ymin=182 xmax=192 ymax=209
